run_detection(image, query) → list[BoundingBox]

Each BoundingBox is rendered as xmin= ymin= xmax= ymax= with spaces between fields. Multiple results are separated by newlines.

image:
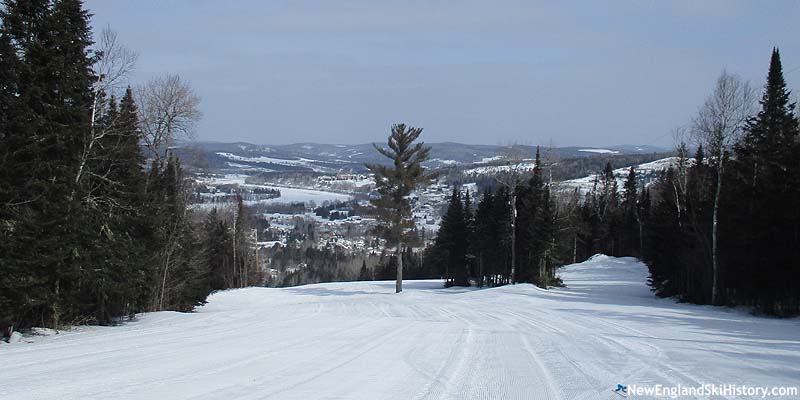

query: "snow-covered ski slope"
xmin=2 ymin=255 xmax=798 ymax=399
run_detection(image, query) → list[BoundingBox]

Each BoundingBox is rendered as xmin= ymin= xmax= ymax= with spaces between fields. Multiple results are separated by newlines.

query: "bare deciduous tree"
xmin=136 ymin=74 xmax=202 ymax=163
xmin=494 ymin=143 xmax=533 ymax=283
xmin=76 ymin=27 xmax=137 ymax=187
xmin=691 ymin=71 xmax=756 ymax=305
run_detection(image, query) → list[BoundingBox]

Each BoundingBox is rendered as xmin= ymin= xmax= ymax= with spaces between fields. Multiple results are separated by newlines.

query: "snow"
xmin=193 ymin=174 xmax=352 ymax=205
xmin=2 ymin=255 xmax=798 ymax=399
xmin=216 ymin=152 xmax=331 ymax=172
xmin=463 ymin=161 xmax=537 ymax=176
xmin=428 ymin=158 xmax=459 ymax=165
xmin=560 ymin=156 xmax=680 ymax=194
xmin=251 ymin=186 xmax=352 ymax=205
xmin=196 ymin=173 xmax=250 ymax=186
xmin=578 ymin=148 xmax=620 ymax=154
xmin=478 ymin=155 xmax=504 ymax=163
xmin=225 ymin=162 xmax=276 ymax=172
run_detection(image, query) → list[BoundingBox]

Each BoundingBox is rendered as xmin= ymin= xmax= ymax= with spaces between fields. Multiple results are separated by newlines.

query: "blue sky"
xmin=84 ymin=0 xmax=800 ymax=147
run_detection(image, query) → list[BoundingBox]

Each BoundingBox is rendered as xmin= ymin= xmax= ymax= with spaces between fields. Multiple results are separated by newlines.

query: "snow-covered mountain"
xmin=175 ymin=141 xmax=667 ymax=174
xmin=560 ymin=157 xmax=679 ymax=194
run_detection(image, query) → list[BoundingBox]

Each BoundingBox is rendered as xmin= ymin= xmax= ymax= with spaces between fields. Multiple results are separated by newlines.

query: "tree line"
xmin=425 ymin=48 xmax=799 ymax=316
xmin=427 ymin=148 xmax=644 ymax=288
xmin=645 ymin=49 xmax=800 ymax=316
xmin=0 ymin=0 xmax=256 ymax=337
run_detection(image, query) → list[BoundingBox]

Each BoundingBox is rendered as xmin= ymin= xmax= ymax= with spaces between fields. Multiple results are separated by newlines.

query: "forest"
xmin=427 ymin=48 xmax=800 ymax=316
xmin=0 ymin=0 xmax=257 ymax=335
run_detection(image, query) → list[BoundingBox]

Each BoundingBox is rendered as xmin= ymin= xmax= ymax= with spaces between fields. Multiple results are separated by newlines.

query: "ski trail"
xmin=2 ymin=256 xmax=798 ymax=400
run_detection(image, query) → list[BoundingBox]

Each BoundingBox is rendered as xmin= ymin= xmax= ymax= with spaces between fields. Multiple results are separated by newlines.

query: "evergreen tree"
xmin=729 ymin=48 xmax=800 ymax=315
xmin=436 ymin=188 xmax=469 ymax=287
xmin=492 ymin=186 xmax=513 ymax=285
xmin=471 ymin=190 xmax=494 ymax=287
xmin=365 ymin=123 xmax=435 ymax=293
xmin=621 ymin=166 xmax=640 ymax=255
xmin=516 ymin=147 xmax=545 ymax=283
xmin=644 ymin=168 xmax=685 ymax=298
xmin=358 ymin=260 xmax=373 ymax=281
xmin=462 ymin=190 xmax=476 ymax=279
xmin=531 ymin=184 xmax=556 ymax=287
xmin=0 ymin=27 xmax=28 ymax=335
xmin=0 ymin=1 xmax=220 ymax=332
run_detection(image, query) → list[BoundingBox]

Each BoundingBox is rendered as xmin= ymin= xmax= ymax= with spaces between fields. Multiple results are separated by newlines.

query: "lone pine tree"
xmin=366 ymin=123 xmax=435 ymax=293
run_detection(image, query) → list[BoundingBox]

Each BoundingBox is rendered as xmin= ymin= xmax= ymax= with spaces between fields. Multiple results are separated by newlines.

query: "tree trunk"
xmin=233 ymin=207 xmax=237 ymax=288
xmin=53 ymin=279 xmax=60 ymax=330
xmin=478 ymin=255 xmax=484 ymax=288
xmin=510 ymin=193 xmax=516 ymax=283
xmin=573 ymin=235 xmax=577 ymax=264
xmin=159 ymin=249 xmax=171 ymax=311
xmin=711 ymin=160 xmax=723 ymax=305
xmin=396 ymin=243 xmax=403 ymax=293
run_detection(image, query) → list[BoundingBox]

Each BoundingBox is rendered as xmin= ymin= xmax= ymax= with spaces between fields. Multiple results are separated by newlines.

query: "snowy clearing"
xmin=578 ymin=148 xmax=620 ymax=154
xmin=2 ymin=255 xmax=798 ymax=399
xmin=559 ymin=157 xmax=680 ymax=194
xmin=251 ymin=186 xmax=352 ymax=205
xmin=193 ymin=174 xmax=353 ymax=206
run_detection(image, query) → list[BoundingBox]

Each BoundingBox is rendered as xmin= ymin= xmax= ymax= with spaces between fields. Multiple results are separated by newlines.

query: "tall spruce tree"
xmin=492 ymin=186 xmax=513 ymax=285
xmin=436 ymin=188 xmax=469 ymax=287
xmin=0 ymin=1 xmax=221 ymax=333
xmin=463 ymin=190 xmax=476 ymax=279
xmin=730 ymin=48 xmax=800 ymax=315
xmin=0 ymin=27 xmax=26 ymax=336
xmin=516 ymin=147 xmax=545 ymax=283
xmin=472 ymin=190 xmax=494 ymax=287
xmin=621 ymin=166 xmax=639 ymax=256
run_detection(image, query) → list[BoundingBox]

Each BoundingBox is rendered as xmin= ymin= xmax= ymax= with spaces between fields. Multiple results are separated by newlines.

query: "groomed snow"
xmin=2 ymin=256 xmax=798 ymax=399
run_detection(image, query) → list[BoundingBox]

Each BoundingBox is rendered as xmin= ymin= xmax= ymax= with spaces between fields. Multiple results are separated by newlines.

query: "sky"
xmin=84 ymin=0 xmax=800 ymax=148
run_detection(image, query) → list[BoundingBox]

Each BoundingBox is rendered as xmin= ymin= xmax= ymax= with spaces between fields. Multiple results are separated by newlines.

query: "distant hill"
xmin=174 ymin=141 xmax=669 ymax=174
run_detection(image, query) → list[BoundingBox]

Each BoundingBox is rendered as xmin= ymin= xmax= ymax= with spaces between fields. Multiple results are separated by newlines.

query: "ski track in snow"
xmin=2 ymin=255 xmax=798 ymax=399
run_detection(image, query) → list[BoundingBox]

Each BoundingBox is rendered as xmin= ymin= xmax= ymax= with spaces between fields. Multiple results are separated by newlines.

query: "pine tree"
xmin=534 ymin=185 xmax=556 ymax=287
xmin=462 ymin=190 xmax=476 ymax=279
xmin=471 ymin=190 xmax=494 ymax=287
xmin=435 ymin=187 xmax=469 ymax=287
xmin=730 ymin=48 xmax=800 ymax=315
xmin=492 ymin=186 xmax=513 ymax=285
xmin=0 ymin=0 xmax=98 ymax=328
xmin=621 ymin=166 xmax=639 ymax=255
xmin=0 ymin=0 xmax=218 ymax=330
xmin=645 ymin=168 xmax=685 ymax=297
xmin=108 ymin=87 xmax=146 ymax=197
xmin=365 ymin=123 xmax=435 ymax=293
xmin=0 ymin=28 xmax=27 ymax=336
xmin=358 ymin=260 xmax=372 ymax=281
xmin=685 ymin=147 xmax=714 ymax=303
xmin=0 ymin=0 xmax=55 ymax=331
xmin=515 ymin=147 xmax=544 ymax=283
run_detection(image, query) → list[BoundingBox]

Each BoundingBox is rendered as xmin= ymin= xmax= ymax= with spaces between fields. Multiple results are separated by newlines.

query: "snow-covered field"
xmin=253 ymin=186 xmax=352 ymax=205
xmin=2 ymin=256 xmax=798 ymax=399
xmin=194 ymin=174 xmax=353 ymax=206
xmin=559 ymin=157 xmax=680 ymax=194
xmin=216 ymin=152 xmax=334 ymax=173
